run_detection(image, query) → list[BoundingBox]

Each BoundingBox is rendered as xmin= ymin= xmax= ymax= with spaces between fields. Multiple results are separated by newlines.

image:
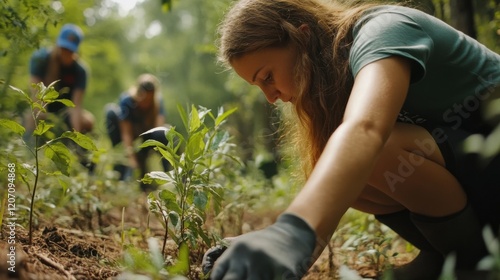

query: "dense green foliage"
xmin=1 ymin=0 xmax=498 ymax=164
xmin=143 ymin=105 xmax=239 ymax=250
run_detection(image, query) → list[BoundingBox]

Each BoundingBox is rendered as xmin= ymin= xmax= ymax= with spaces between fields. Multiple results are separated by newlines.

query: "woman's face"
xmin=231 ymin=46 xmax=298 ymax=104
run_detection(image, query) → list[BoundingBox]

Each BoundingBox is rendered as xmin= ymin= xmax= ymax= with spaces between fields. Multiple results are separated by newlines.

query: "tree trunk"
xmin=449 ymin=0 xmax=477 ymax=38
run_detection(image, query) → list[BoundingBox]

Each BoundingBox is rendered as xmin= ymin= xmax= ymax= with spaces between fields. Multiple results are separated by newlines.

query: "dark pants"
xmin=105 ymin=104 xmax=170 ymax=182
xmin=424 ymin=124 xmax=500 ymax=233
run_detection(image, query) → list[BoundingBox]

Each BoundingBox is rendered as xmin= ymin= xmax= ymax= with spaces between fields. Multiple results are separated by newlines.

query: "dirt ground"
xmin=0 ymin=191 xmax=415 ymax=280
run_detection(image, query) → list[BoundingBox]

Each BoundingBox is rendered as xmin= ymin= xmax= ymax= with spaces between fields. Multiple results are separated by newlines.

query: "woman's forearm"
xmin=286 ymin=121 xmax=386 ymax=245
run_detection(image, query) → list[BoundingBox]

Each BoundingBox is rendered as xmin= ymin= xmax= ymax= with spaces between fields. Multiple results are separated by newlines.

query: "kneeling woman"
xmin=207 ymin=0 xmax=500 ymax=279
xmin=105 ymin=74 xmax=170 ymax=191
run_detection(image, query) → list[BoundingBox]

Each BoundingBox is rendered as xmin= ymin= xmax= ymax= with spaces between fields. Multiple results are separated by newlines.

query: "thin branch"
xmin=35 ymin=252 xmax=76 ymax=280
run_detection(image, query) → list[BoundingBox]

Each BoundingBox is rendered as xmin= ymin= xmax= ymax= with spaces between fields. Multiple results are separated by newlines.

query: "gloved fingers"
xmin=246 ymin=268 xmax=274 ymax=280
xmin=209 ymin=260 xmax=226 ymax=280
xmin=211 ymin=256 xmax=247 ymax=280
xmin=202 ymin=245 xmax=227 ymax=275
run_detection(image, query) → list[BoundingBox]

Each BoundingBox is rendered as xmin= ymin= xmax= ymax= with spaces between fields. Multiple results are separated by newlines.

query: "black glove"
xmin=202 ymin=243 xmax=228 ymax=275
xmin=210 ymin=213 xmax=316 ymax=280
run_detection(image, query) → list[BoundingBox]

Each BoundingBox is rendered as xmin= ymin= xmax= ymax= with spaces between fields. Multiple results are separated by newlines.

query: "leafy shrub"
xmin=141 ymin=104 xmax=239 ymax=262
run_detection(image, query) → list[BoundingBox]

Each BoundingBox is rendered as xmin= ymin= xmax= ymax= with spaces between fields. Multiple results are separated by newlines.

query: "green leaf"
xmin=159 ymin=189 xmax=182 ymax=213
xmin=215 ymin=107 xmax=237 ymax=127
xmin=34 ymin=120 xmax=54 ymax=136
xmin=197 ymin=106 xmax=211 ymax=122
xmin=177 ymin=104 xmax=189 ymax=132
xmin=168 ymin=243 xmax=189 ymax=275
xmin=8 ymin=84 xmax=31 ymax=103
xmin=37 ymin=80 xmax=60 ymax=101
xmin=0 ymin=119 xmax=26 ymax=136
xmin=32 ymin=102 xmax=45 ymax=113
xmin=44 ymin=142 xmax=72 ymax=176
xmin=166 ymin=128 xmax=185 ymax=152
xmin=57 ymin=178 xmax=69 ymax=196
xmin=147 ymin=192 xmax=162 ymax=213
xmin=51 ymin=98 xmax=75 ymax=108
xmin=193 ymin=190 xmax=208 ymax=211
xmin=156 ymin=146 xmax=179 ymax=169
xmin=139 ymin=139 xmax=167 ymax=149
xmin=41 ymin=89 xmax=59 ymax=102
xmin=143 ymin=171 xmax=172 ymax=185
xmin=61 ymin=131 xmax=97 ymax=151
xmin=197 ymin=226 xmax=212 ymax=247
xmin=189 ymin=105 xmax=201 ymax=133
xmin=209 ymin=130 xmax=230 ymax=151
xmin=186 ymin=132 xmax=205 ymax=160
xmin=169 ymin=211 xmax=179 ymax=227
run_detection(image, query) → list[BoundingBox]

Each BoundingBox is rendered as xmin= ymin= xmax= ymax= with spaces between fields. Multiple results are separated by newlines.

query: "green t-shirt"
xmin=349 ymin=5 xmax=500 ymax=134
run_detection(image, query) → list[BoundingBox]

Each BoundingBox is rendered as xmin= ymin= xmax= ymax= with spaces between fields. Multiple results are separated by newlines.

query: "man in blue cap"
xmin=26 ymin=23 xmax=95 ymax=170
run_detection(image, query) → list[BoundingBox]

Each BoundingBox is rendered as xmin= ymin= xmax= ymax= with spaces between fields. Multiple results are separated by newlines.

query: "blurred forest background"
xmin=0 ymin=0 xmax=499 ymax=279
xmin=1 ymin=0 xmax=499 ymax=168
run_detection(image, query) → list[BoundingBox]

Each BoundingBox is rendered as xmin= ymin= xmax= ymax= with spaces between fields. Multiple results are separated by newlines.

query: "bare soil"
xmin=1 ymin=191 xmax=415 ymax=280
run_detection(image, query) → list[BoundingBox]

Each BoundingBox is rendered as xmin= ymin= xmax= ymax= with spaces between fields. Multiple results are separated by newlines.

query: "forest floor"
xmin=1 ymin=185 xmax=416 ymax=280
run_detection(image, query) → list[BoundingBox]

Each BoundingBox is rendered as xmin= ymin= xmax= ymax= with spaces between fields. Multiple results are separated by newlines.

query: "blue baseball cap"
xmin=56 ymin=24 xmax=83 ymax=52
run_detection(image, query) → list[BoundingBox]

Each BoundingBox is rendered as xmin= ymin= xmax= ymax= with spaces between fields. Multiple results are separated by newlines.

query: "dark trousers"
xmin=105 ymin=104 xmax=170 ymax=182
xmin=422 ymin=124 xmax=500 ymax=233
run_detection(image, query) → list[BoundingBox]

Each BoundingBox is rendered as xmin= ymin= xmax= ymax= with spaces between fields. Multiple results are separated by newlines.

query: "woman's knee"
xmin=367 ymin=123 xmax=468 ymax=216
xmin=387 ymin=123 xmax=444 ymax=164
xmin=353 ymin=185 xmax=405 ymax=215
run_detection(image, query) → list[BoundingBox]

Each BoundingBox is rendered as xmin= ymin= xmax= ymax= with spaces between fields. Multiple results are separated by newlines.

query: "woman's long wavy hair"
xmin=130 ymin=73 xmax=161 ymax=135
xmin=217 ymin=0 xmax=379 ymax=178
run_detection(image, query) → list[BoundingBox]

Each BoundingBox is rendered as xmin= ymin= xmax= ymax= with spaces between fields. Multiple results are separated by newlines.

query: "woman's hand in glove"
xmin=210 ymin=213 xmax=316 ymax=280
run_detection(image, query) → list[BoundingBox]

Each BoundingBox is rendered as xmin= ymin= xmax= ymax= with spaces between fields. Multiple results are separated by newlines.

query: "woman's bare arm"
xmin=69 ymin=89 xmax=84 ymax=132
xmin=119 ymin=120 xmax=138 ymax=168
xmin=286 ymin=56 xmax=412 ymax=245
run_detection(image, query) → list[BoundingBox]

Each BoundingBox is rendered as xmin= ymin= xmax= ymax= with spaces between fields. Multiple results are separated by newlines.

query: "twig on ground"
xmin=34 ymin=252 xmax=76 ymax=280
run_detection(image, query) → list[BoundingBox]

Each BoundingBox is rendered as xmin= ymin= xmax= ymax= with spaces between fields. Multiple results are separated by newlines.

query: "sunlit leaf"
xmin=61 ymin=131 xmax=97 ymax=151
xmin=40 ymin=89 xmax=59 ymax=102
xmin=51 ymin=98 xmax=75 ymax=108
xmin=0 ymin=119 xmax=25 ymax=136
xmin=209 ymin=130 xmax=230 ymax=151
xmin=177 ymin=104 xmax=189 ymax=131
xmin=186 ymin=132 xmax=205 ymax=160
xmin=34 ymin=120 xmax=54 ymax=136
xmin=215 ymin=107 xmax=237 ymax=127
xmin=156 ymin=147 xmax=179 ymax=170
xmin=140 ymin=139 xmax=167 ymax=149
xmin=159 ymin=189 xmax=182 ymax=213
xmin=168 ymin=243 xmax=189 ymax=275
xmin=143 ymin=171 xmax=171 ymax=185
xmin=8 ymin=84 xmax=31 ymax=103
xmin=189 ymin=105 xmax=201 ymax=133
xmin=44 ymin=142 xmax=71 ymax=176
